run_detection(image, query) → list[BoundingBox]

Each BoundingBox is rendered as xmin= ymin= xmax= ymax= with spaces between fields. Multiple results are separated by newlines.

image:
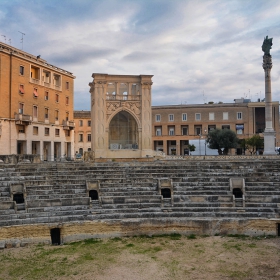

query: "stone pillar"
xmin=262 ymin=54 xmax=275 ymax=155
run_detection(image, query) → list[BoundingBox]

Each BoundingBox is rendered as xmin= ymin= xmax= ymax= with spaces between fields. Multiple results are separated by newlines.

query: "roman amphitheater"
xmin=0 ymin=155 xmax=279 ymax=248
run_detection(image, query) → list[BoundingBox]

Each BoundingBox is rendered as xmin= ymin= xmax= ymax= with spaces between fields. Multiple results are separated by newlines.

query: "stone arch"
xmin=108 ymin=110 xmax=140 ymax=149
xmin=107 ymin=107 xmax=141 ymax=129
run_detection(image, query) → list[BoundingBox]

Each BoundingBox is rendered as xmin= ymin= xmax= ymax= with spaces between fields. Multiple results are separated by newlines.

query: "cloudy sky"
xmin=1 ymin=0 xmax=280 ymax=110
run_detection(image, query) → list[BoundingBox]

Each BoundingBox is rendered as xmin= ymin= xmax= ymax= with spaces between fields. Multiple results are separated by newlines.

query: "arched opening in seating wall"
xmin=161 ymin=188 xmax=171 ymax=198
xmin=50 ymin=228 xmax=61 ymax=245
xmin=233 ymin=188 xmax=243 ymax=198
xmin=89 ymin=190 xmax=98 ymax=200
xmin=13 ymin=193 xmax=24 ymax=204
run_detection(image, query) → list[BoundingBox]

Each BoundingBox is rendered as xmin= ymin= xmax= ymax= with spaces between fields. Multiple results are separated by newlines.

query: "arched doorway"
xmin=109 ymin=111 xmax=139 ymax=149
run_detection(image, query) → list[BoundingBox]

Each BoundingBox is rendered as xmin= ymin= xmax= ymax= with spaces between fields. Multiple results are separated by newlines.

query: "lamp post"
xmin=199 ymin=134 xmax=201 ymax=155
xmin=204 ymin=129 xmax=207 ymax=156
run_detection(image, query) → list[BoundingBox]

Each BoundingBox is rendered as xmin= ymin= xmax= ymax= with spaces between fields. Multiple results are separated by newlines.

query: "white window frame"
xmin=223 ymin=112 xmax=228 ymax=120
xmin=169 ymin=114 xmax=174 ymax=122
xmin=195 ymin=113 xmax=201 ymax=121
xmin=156 ymin=128 xmax=162 ymax=136
xmin=237 ymin=112 xmax=242 ymax=120
xmin=169 ymin=127 xmax=174 ymax=136
xmin=182 ymin=113 xmax=187 ymax=121
xmin=155 ymin=114 xmax=161 ymax=122
xmin=209 ymin=112 xmax=215 ymax=121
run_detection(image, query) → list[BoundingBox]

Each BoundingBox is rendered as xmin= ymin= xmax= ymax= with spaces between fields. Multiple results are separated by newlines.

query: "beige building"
xmin=152 ymin=99 xmax=280 ymax=155
xmin=0 ymin=42 xmax=75 ymax=160
xmin=89 ymin=74 xmax=154 ymax=159
xmin=74 ymin=98 xmax=279 ymax=157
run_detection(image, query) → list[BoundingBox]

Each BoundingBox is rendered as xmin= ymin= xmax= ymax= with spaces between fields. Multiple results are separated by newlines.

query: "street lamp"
xmin=204 ymin=129 xmax=207 ymax=156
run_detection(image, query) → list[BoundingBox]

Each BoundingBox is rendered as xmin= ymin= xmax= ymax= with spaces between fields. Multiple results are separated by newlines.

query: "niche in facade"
xmin=161 ymin=188 xmax=171 ymax=198
xmin=13 ymin=193 xmax=24 ymax=204
xmin=50 ymin=228 xmax=61 ymax=245
xmin=89 ymin=190 xmax=98 ymax=200
xmin=277 ymin=224 xmax=280 ymax=237
xmin=233 ymin=188 xmax=243 ymax=198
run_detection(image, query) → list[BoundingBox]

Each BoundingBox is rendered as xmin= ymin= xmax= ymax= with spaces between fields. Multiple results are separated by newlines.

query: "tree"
xmin=188 ymin=144 xmax=196 ymax=154
xmin=207 ymin=129 xmax=239 ymax=155
xmin=245 ymin=135 xmax=264 ymax=155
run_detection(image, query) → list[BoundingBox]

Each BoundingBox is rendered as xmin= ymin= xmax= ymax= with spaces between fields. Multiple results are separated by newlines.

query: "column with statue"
xmin=262 ymin=36 xmax=275 ymax=155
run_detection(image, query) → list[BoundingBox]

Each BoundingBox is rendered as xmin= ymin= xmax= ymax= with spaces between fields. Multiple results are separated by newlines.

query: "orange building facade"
xmin=0 ymin=42 xmax=75 ymax=160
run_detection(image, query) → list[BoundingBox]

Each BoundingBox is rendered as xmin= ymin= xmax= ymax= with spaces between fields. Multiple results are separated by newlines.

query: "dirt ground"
xmin=0 ymin=235 xmax=279 ymax=280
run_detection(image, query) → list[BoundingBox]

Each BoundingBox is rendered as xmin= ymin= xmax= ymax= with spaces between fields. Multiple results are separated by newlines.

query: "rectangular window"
xmin=33 ymin=106 xmax=38 ymax=118
xmin=66 ymin=112 xmax=69 ymax=121
xmin=55 ymin=129 xmax=60 ymax=136
xmin=236 ymin=124 xmax=244 ymax=134
xmin=208 ymin=125 xmax=216 ymax=132
xmin=66 ymin=81 xmax=69 ymax=90
xmin=55 ymin=93 xmax=59 ymax=103
xmin=66 ymin=96 xmax=69 ymax=105
xmin=19 ymin=65 xmax=24 ymax=75
xmin=79 ymin=120 xmax=83 ymax=126
xmin=222 ymin=125 xmax=230 ymax=130
xmin=87 ymin=134 xmax=91 ymax=142
xmin=79 ymin=134 xmax=83 ymax=142
xmin=88 ymin=120 xmax=91 ymax=126
xmin=65 ymin=130 xmax=70 ymax=137
xmin=33 ymin=88 xmax=38 ymax=97
xmin=155 ymin=126 xmax=162 ymax=136
xmin=168 ymin=126 xmax=175 ymax=136
xmin=209 ymin=112 xmax=215 ymax=120
xmin=18 ymin=125 xmax=25 ymax=133
xmin=182 ymin=113 xmax=187 ymax=121
xmin=45 ymin=91 xmax=49 ymax=101
xmin=33 ymin=126 xmax=38 ymax=135
xmin=19 ymin=84 xmax=24 ymax=94
xmin=181 ymin=125 xmax=188 ymax=135
xmin=194 ymin=125 xmax=202 ymax=135
xmin=45 ymin=108 xmax=49 ymax=119
xmin=55 ymin=110 xmax=59 ymax=121
xmin=155 ymin=114 xmax=161 ymax=122
xmin=19 ymin=103 xmax=24 ymax=114
xmin=45 ymin=127 xmax=50 ymax=136
xmin=169 ymin=114 xmax=174 ymax=121
xmin=223 ymin=112 xmax=228 ymax=120
xmin=195 ymin=113 xmax=201 ymax=121
xmin=237 ymin=112 xmax=242 ymax=120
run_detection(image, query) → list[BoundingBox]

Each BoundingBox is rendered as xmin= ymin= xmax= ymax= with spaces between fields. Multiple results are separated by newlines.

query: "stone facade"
xmin=0 ymin=42 xmax=75 ymax=160
xmin=89 ymin=74 xmax=154 ymax=159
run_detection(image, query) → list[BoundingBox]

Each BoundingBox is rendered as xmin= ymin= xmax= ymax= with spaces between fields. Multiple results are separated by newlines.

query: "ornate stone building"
xmin=89 ymin=74 xmax=154 ymax=158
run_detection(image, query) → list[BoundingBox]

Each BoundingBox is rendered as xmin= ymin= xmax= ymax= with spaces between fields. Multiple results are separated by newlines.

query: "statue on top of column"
xmin=262 ymin=35 xmax=273 ymax=55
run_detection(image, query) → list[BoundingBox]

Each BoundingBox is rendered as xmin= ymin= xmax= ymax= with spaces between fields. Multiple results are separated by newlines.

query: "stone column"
xmin=262 ymin=54 xmax=275 ymax=154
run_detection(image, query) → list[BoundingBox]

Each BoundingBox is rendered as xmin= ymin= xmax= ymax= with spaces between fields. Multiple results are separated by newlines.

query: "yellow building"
xmin=73 ymin=111 xmax=92 ymax=155
xmin=0 ymin=42 xmax=75 ymax=160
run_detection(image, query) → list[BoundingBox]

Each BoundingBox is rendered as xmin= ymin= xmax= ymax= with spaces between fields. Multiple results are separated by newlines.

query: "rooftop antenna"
xmin=18 ymin=31 xmax=25 ymax=50
xmin=1 ymin=35 xmax=6 ymax=43
xmin=203 ymin=91 xmax=206 ymax=104
xmin=8 ymin=38 xmax=11 ymax=45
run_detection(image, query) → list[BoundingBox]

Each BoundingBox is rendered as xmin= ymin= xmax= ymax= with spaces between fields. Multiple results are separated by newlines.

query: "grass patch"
xmin=187 ymin=234 xmax=196 ymax=239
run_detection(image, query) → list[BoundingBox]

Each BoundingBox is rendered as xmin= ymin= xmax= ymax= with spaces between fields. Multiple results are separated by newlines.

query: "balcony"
xmin=106 ymin=94 xmax=141 ymax=101
xmin=29 ymin=78 xmax=62 ymax=91
xmin=63 ymin=120 xmax=75 ymax=130
xmin=15 ymin=113 xmax=32 ymax=125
